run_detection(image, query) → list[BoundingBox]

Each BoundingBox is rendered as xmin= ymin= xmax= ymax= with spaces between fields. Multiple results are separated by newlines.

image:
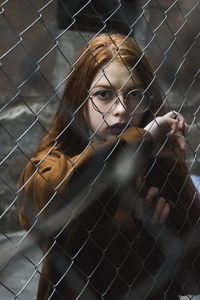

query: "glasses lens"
xmin=90 ymin=89 xmax=151 ymax=114
xmin=127 ymin=90 xmax=150 ymax=114
xmin=90 ymin=89 xmax=116 ymax=113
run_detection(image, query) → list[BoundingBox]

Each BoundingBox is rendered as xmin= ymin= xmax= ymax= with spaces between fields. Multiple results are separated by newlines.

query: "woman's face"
xmin=84 ymin=59 xmax=147 ymax=141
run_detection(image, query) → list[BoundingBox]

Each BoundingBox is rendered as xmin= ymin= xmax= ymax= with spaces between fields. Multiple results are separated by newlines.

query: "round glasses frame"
xmin=89 ymin=88 xmax=153 ymax=115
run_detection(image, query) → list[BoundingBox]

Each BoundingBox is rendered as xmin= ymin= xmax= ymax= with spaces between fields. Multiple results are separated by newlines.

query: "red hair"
xmin=38 ymin=33 xmax=164 ymax=155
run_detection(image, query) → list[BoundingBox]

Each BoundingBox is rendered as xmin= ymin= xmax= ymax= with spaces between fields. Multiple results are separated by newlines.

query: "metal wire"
xmin=0 ymin=0 xmax=200 ymax=299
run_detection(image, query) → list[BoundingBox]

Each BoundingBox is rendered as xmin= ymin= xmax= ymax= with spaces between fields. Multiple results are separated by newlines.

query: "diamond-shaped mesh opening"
xmin=0 ymin=1 xmax=200 ymax=299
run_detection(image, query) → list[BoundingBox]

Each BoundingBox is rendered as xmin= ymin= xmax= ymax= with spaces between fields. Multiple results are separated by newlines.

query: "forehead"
xmin=90 ymin=59 xmax=142 ymax=90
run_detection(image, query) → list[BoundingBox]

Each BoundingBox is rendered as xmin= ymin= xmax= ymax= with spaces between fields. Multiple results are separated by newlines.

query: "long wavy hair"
xmin=38 ymin=33 xmax=165 ymax=156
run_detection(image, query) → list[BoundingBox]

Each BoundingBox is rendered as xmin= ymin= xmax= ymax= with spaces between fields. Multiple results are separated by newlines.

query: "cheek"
xmin=83 ymin=101 xmax=103 ymax=131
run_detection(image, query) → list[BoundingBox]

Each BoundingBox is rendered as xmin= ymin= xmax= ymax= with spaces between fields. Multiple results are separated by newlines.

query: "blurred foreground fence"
xmin=0 ymin=0 xmax=200 ymax=299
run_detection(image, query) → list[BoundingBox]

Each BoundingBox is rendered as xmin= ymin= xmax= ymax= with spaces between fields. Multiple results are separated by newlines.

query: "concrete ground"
xmin=0 ymin=232 xmax=199 ymax=300
xmin=0 ymin=232 xmax=40 ymax=300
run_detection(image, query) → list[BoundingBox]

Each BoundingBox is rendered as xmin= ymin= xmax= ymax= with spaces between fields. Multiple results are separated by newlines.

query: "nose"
xmin=112 ymin=95 xmax=127 ymax=115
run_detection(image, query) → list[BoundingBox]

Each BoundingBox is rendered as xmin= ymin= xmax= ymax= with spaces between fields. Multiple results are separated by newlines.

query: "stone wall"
xmin=0 ymin=0 xmax=199 ymax=233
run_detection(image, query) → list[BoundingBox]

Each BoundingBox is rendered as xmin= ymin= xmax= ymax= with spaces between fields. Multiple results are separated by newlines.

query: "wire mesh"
xmin=0 ymin=0 xmax=200 ymax=299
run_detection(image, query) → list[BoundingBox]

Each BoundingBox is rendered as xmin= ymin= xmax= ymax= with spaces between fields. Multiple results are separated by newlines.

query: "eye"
xmin=93 ymin=90 xmax=114 ymax=101
xmin=128 ymin=90 xmax=144 ymax=101
xmin=127 ymin=89 xmax=151 ymax=114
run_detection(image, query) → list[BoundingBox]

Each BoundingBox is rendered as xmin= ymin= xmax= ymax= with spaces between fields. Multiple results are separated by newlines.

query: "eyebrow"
xmin=90 ymin=84 xmax=145 ymax=92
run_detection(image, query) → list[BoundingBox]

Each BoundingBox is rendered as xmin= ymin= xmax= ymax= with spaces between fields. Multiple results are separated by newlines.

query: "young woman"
xmin=19 ymin=33 xmax=200 ymax=300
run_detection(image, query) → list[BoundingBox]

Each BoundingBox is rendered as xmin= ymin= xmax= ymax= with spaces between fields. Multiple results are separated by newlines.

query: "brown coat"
xmin=19 ymin=128 xmax=200 ymax=300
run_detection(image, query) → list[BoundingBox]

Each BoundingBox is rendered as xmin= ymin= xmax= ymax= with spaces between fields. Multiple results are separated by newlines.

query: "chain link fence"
xmin=0 ymin=0 xmax=200 ymax=299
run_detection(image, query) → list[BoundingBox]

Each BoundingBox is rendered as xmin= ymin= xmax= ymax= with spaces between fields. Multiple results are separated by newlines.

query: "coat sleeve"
xmin=18 ymin=127 xmax=153 ymax=233
xmin=145 ymin=156 xmax=200 ymax=295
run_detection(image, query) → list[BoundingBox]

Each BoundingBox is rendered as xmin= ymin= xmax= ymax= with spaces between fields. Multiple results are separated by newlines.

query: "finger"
xmin=145 ymin=186 xmax=159 ymax=203
xmin=169 ymin=111 xmax=183 ymax=122
xmin=170 ymin=111 xmax=187 ymax=137
xmin=169 ymin=110 xmax=178 ymax=119
xmin=178 ymin=118 xmax=184 ymax=131
xmin=175 ymin=133 xmax=186 ymax=151
xmin=159 ymin=202 xmax=170 ymax=223
xmin=180 ymin=121 xmax=188 ymax=137
xmin=151 ymin=197 xmax=166 ymax=223
xmin=169 ymin=118 xmax=178 ymax=135
xmin=177 ymin=115 xmax=186 ymax=135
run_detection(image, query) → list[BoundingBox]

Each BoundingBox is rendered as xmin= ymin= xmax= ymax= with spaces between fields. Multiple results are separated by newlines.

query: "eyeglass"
xmin=89 ymin=88 xmax=152 ymax=114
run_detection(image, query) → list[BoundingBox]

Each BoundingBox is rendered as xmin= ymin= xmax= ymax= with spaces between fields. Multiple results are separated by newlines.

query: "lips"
xmin=108 ymin=123 xmax=129 ymax=135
